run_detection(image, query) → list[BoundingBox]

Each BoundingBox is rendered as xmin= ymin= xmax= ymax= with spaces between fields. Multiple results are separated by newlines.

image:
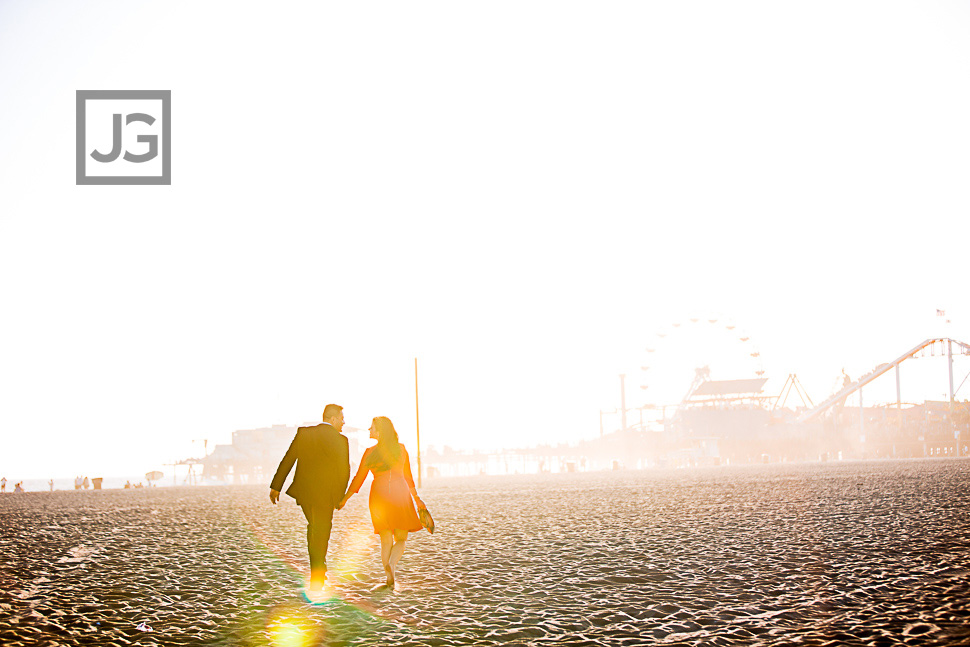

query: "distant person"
xmin=337 ymin=416 xmax=429 ymax=589
xmin=82 ymin=476 xmax=90 ymax=490
xmin=124 ymin=480 xmax=131 ymax=489
xmin=14 ymin=482 xmax=24 ymax=493
xmin=74 ymin=476 xmax=82 ymax=490
xmin=270 ymin=404 xmax=350 ymax=592
xmin=48 ymin=479 xmax=54 ymax=492
xmin=1 ymin=477 xmax=6 ymax=493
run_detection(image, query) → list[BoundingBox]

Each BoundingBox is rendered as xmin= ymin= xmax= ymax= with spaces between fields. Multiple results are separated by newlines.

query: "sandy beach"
xmin=2 ymin=459 xmax=969 ymax=646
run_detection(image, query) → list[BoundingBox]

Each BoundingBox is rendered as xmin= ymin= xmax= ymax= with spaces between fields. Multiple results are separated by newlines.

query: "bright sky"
xmin=1 ymin=1 xmax=969 ymax=479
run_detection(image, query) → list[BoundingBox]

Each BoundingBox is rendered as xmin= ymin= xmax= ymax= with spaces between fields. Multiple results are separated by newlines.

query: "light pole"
xmin=415 ymin=358 xmax=422 ymax=488
xmin=619 ymin=374 xmax=628 ymax=432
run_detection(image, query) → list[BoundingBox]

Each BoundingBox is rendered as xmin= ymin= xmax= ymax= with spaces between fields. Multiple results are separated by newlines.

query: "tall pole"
xmin=895 ymin=362 xmax=902 ymax=456
xmin=415 ymin=358 xmax=422 ymax=488
xmin=947 ymin=339 xmax=957 ymax=456
xmin=947 ymin=339 xmax=955 ymax=406
xmin=895 ymin=364 xmax=901 ymax=411
xmin=619 ymin=374 xmax=627 ymax=432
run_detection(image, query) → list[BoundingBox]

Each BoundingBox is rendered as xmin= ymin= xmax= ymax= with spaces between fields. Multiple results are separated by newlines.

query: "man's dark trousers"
xmin=302 ymin=503 xmax=335 ymax=580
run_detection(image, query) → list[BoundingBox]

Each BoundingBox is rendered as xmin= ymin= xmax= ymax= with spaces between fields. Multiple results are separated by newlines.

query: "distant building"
xmin=201 ymin=423 xmax=366 ymax=484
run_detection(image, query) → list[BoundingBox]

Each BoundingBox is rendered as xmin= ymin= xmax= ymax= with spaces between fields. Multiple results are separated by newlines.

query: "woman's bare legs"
xmin=388 ymin=529 xmax=408 ymax=582
xmin=379 ymin=531 xmax=394 ymax=585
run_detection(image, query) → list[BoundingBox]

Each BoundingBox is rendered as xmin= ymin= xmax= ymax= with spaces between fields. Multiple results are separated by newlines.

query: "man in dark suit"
xmin=270 ymin=403 xmax=350 ymax=590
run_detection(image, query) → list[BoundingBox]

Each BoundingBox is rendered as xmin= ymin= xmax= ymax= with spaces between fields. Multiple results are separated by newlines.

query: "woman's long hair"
xmin=367 ymin=416 xmax=402 ymax=470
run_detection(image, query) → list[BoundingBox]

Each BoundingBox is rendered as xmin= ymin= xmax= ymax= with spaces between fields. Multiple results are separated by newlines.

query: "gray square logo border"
xmin=76 ymin=90 xmax=171 ymax=185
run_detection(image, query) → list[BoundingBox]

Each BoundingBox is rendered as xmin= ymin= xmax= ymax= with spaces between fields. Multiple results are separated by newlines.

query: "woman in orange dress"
xmin=337 ymin=416 xmax=426 ymax=587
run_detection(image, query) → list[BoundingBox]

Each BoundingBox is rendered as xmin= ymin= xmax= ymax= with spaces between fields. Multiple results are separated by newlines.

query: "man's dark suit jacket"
xmin=270 ymin=423 xmax=350 ymax=509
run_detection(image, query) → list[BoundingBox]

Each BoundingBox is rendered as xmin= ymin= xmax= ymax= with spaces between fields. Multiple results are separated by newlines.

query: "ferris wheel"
xmin=637 ymin=316 xmax=765 ymax=408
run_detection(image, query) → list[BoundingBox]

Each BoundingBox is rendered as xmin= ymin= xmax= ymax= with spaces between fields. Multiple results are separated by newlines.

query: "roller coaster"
xmin=797 ymin=338 xmax=970 ymax=423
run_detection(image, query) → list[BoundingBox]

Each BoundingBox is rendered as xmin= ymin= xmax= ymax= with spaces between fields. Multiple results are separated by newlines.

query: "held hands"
xmin=269 ymin=489 xmax=280 ymax=505
xmin=335 ymin=494 xmax=350 ymax=510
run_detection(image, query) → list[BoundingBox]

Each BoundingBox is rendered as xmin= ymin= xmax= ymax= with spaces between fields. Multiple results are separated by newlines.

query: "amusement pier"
xmin=171 ymin=337 xmax=970 ymax=485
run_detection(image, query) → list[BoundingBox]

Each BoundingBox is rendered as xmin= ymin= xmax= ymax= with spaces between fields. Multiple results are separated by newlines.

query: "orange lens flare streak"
xmin=242 ymin=507 xmax=424 ymax=628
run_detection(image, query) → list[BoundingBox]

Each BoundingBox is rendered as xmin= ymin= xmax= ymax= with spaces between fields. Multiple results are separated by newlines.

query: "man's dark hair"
xmin=322 ymin=403 xmax=343 ymax=421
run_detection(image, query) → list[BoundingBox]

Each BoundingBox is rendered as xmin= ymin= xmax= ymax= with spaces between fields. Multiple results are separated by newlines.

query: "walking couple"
xmin=269 ymin=404 xmax=430 ymax=591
